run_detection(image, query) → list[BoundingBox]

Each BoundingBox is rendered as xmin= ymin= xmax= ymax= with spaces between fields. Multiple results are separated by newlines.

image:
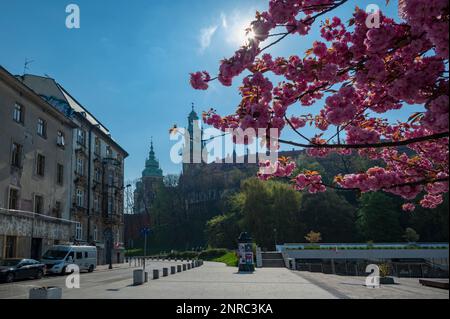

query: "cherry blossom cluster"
xmin=191 ymin=0 xmax=449 ymax=209
xmin=258 ymin=159 xmax=297 ymax=180
xmin=294 ymin=172 xmax=327 ymax=194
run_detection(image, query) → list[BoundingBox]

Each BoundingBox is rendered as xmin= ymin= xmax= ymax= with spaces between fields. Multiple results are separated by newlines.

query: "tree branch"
xmin=278 ymin=132 xmax=449 ymax=149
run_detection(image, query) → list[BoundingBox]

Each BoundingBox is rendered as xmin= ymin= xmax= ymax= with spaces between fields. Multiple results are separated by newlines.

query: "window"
xmin=76 ymin=157 xmax=84 ymax=176
xmin=37 ymin=118 xmax=47 ymax=138
xmin=77 ymin=129 xmax=86 ymax=145
xmin=108 ymin=171 xmax=114 ymax=186
xmin=93 ymin=225 xmax=98 ymax=242
xmin=76 ymin=252 xmax=83 ymax=260
xmin=106 ymin=146 xmax=112 ymax=157
xmin=75 ymin=223 xmax=82 ymax=241
xmin=11 ymin=142 xmax=22 ymax=168
xmin=93 ymin=195 xmax=100 ymax=212
xmin=76 ymin=189 xmax=84 ymax=207
xmin=34 ymin=195 xmax=44 ymax=215
xmin=94 ymin=168 xmax=101 ymax=182
xmin=94 ymin=137 xmax=101 ymax=155
xmin=57 ymin=131 xmax=65 ymax=147
xmin=5 ymin=236 xmax=16 ymax=258
xmin=108 ymin=197 xmax=114 ymax=215
xmin=54 ymin=201 xmax=62 ymax=219
xmin=8 ymin=188 xmax=19 ymax=210
xmin=13 ymin=103 xmax=24 ymax=123
xmin=57 ymin=164 xmax=64 ymax=185
xmin=36 ymin=154 xmax=45 ymax=176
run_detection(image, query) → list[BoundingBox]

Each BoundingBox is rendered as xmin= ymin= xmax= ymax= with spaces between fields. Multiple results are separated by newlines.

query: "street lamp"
xmin=104 ymin=228 xmax=113 ymax=270
xmin=140 ymin=226 xmax=150 ymax=270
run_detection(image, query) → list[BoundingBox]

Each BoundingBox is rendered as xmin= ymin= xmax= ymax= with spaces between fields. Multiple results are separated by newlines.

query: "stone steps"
xmin=261 ymin=252 xmax=285 ymax=268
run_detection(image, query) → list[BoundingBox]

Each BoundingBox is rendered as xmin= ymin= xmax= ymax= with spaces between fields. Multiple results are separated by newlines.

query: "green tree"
xmin=357 ymin=192 xmax=404 ymax=242
xmin=238 ymin=178 xmax=304 ymax=250
xmin=409 ymin=195 xmax=449 ymax=242
xmin=205 ymin=213 xmax=241 ymax=249
xmin=403 ymin=227 xmax=420 ymax=243
xmin=300 ymin=191 xmax=356 ymax=242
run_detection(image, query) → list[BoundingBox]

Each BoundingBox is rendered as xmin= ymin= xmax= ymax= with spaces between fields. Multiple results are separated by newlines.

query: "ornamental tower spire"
xmin=142 ymin=138 xmax=163 ymax=178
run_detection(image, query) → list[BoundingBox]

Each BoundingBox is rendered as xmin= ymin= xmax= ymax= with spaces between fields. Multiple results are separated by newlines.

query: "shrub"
xmin=198 ymin=248 xmax=229 ymax=260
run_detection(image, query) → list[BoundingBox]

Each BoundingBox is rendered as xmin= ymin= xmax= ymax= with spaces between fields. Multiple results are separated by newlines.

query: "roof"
xmin=16 ymin=73 xmax=128 ymax=157
xmin=0 ymin=66 xmax=76 ymax=127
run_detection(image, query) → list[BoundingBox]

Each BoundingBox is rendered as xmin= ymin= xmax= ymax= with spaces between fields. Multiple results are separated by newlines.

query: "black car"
xmin=0 ymin=259 xmax=45 ymax=283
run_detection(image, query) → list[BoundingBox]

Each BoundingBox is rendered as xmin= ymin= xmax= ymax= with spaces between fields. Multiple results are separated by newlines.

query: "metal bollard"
xmin=133 ymin=269 xmax=144 ymax=286
xmin=163 ymin=268 xmax=169 ymax=277
xmin=153 ymin=269 xmax=159 ymax=280
xmin=171 ymin=266 xmax=176 ymax=274
xmin=187 ymin=264 xmax=191 ymax=270
xmin=182 ymin=264 xmax=187 ymax=271
xmin=177 ymin=265 xmax=182 ymax=272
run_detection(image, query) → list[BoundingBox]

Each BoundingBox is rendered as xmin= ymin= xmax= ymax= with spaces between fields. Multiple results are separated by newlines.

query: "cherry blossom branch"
xmin=322 ymin=177 xmax=449 ymax=192
xmin=260 ymin=0 xmax=349 ymax=53
xmin=278 ymin=131 xmax=449 ymax=149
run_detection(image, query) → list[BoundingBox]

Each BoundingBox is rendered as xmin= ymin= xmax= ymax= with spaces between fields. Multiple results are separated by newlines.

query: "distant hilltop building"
xmin=123 ymin=139 xmax=163 ymax=249
xmin=133 ymin=139 xmax=164 ymax=215
xmin=123 ymin=105 xmax=304 ymax=251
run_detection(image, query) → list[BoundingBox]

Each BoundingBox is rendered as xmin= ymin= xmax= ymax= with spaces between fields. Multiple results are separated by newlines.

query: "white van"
xmin=41 ymin=245 xmax=97 ymax=275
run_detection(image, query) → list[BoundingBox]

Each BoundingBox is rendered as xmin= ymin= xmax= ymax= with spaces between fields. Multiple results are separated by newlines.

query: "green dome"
xmin=142 ymin=140 xmax=163 ymax=178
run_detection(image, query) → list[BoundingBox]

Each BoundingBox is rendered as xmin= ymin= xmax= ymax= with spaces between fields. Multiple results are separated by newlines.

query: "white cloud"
xmin=221 ymin=12 xmax=228 ymax=29
xmin=198 ymin=25 xmax=218 ymax=54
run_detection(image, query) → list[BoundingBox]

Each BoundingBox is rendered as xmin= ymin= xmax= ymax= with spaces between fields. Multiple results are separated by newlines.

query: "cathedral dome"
xmin=142 ymin=139 xmax=163 ymax=178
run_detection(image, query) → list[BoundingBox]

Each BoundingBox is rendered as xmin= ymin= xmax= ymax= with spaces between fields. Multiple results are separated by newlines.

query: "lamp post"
xmin=104 ymin=228 xmax=113 ymax=270
xmin=140 ymin=227 xmax=150 ymax=270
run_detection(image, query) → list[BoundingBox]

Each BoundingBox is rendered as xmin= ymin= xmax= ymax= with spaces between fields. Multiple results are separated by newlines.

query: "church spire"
xmin=149 ymin=137 xmax=155 ymax=160
xmin=142 ymin=137 xmax=163 ymax=178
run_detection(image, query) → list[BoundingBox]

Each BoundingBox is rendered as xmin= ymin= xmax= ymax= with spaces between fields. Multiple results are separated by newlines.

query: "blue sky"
xmin=0 ymin=0 xmax=404 ymax=181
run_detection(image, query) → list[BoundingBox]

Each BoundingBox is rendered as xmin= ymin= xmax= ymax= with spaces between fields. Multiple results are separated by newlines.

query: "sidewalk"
xmin=95 ymin=263 xmax=134 ymax=272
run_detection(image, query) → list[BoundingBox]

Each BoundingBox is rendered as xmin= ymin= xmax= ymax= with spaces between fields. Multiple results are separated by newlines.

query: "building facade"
xmin=0 ymin=67 xmax=128 ymax=265
xmin=0 ymin=66 xmax=76 ymax=260
xmin=19 ymin=74 xmax=129 ymax=265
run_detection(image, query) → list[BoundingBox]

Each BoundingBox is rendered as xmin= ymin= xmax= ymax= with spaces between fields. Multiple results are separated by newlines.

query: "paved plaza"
xmin=0 ymin=261 xmax=447 ymax=299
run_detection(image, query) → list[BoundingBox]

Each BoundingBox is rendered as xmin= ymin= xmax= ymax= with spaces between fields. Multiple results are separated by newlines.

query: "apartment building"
xmin=0 ymin=66 xmax=76 ymax=260
xmin=19 ymin=74 xmax=128 ymax=265
xmin=0 ymin=66 xmax=128 ymax=265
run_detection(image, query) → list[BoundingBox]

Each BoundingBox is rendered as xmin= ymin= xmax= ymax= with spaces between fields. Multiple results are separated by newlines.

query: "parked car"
xmin=0 ymin=259 xmax=45 ymax=283
xmin=41 ymin=245 xmax=97 ymax=275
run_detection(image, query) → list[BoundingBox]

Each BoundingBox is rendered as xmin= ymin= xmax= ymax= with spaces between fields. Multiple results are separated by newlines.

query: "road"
xmin=0 ymin=261 xmax=336 ymax=299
